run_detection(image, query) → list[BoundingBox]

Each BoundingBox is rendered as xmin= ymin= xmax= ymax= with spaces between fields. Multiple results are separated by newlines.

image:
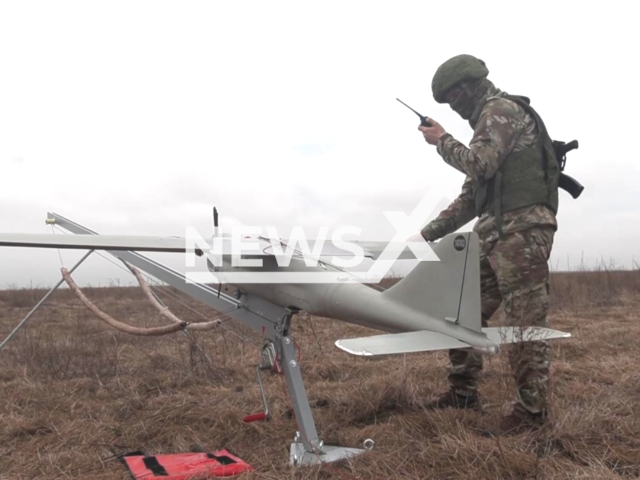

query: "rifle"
xmin=553 ymin=140 xmax=584 ymax=199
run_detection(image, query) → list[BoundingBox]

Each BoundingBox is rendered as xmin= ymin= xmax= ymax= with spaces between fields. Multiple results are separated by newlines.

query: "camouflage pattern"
xmin=448 ymin=226 xmax=554 ymax=415
xmin=421 ymin=84 xmax=558 ymax=416
xmin=439 ymin=92 xmax=546 ymax=186
xmin=421 ymin=85 xmax=558 ymax=242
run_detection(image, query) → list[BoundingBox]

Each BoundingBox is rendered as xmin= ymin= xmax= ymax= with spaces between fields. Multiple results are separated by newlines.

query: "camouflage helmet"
xmin=431 ymin=54 xmax=489 ymax=103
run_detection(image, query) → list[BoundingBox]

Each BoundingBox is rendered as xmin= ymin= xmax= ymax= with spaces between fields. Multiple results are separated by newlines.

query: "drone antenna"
xmin=213 ymin=207 xmax=219 ymax=237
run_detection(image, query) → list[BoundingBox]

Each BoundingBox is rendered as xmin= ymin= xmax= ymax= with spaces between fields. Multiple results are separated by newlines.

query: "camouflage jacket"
xmin=421 ymin=88 xmax=557 ymax=244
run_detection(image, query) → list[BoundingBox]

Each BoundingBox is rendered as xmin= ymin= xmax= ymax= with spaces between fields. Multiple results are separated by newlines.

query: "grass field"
xmin=0 ymin=270 xmax=639 ymax=479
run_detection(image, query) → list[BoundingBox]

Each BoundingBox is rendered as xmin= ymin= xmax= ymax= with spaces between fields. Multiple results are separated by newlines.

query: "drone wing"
xmin=0 ymin=233 xmax=198 ymax=253
xmin=0 ymin=233 xmax=425 ymax=260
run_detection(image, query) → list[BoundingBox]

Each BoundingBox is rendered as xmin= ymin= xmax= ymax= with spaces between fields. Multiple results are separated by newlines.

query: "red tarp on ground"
xmin=123 ymin=449 xmax=253 ymax=479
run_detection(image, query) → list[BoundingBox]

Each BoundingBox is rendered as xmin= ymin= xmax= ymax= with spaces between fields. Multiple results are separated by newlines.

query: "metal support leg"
xmin=276 ymin=313 xmax=370 ymax=466
xmin=0 ymin=250 xmax=94 ymax=353
xmin=278 ymin=332 xmax=323 ymax=454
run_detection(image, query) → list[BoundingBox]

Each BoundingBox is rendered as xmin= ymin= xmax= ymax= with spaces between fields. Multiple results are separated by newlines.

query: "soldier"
xmin=417 ymin=54 xmax=559 ymax=434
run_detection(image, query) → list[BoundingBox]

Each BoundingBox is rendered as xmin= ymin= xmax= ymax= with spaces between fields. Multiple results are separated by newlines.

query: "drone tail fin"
xmin=382 ymin=232 xmax=481 ymax=332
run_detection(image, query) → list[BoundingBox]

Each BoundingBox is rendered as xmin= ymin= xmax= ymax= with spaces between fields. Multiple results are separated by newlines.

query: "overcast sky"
xmin=0 ymin=1 xmax=638 ymax=288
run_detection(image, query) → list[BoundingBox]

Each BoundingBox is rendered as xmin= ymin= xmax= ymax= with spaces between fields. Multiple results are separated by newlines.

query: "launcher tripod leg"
xmin=0 ymin=250 xmax=94 ymax=353
xmin=275 ymin=313 xmax=322 ymax=454
xmin=272 ymin=311 xmax=369 ymax=466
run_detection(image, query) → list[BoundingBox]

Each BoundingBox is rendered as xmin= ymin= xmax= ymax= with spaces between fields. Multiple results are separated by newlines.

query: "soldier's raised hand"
xmin=418 ymin=118 xmax=446 ymax=146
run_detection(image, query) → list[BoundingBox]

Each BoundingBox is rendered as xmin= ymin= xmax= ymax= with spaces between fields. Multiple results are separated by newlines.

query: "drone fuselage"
xmin=210 ymin=251 xmax=498 ymax=352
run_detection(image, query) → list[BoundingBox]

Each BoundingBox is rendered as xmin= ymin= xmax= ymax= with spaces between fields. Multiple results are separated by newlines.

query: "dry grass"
xmin=0 ymin=271 xmax=639 ymax=479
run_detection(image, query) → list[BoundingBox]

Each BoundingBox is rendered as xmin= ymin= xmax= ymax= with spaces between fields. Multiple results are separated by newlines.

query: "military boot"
xmin=426 ymin=388 xmax=482 ymax=411
xmin=492 ymin=407 xmax=547 ymax=436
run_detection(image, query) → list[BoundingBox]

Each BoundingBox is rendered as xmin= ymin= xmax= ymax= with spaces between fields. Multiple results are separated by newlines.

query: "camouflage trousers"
xmin=448 ymin=226 xmax=555 ymax=415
